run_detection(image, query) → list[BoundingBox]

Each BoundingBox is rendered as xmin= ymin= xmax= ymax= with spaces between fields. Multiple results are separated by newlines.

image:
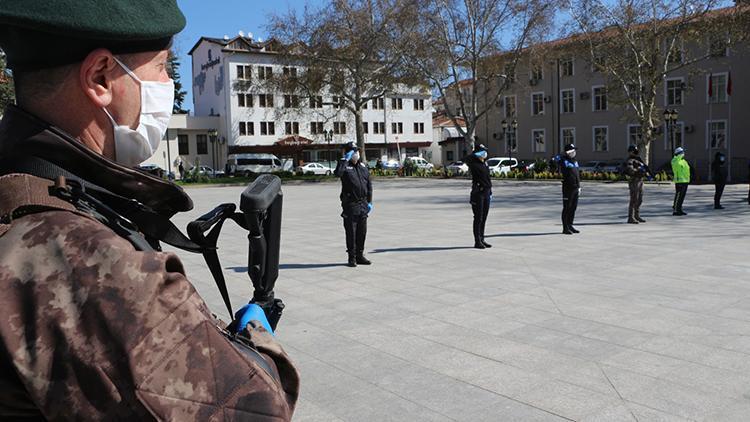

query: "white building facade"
xmin=188 ymin=35 xmax=434 ymax=167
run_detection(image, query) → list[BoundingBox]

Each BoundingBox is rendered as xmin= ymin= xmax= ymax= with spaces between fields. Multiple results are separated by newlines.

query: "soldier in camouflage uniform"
xmin=0 ymin=1 xmax=299 ymax=420
xmin=624 ymin=145 xmax=648 ymax=224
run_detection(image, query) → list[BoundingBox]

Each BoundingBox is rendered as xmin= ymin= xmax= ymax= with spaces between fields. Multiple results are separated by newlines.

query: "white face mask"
xmin=350 ymin=152 xmax=360 ymax=163
xmin=567 ymin=150 xmax=577 ymax=158
xmin=103 ymin=57 xmax=174 ymax=167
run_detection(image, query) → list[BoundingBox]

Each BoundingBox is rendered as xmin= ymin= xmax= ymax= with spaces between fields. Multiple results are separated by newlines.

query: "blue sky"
xmin=174 ymin=0 xmax=312 ymax=112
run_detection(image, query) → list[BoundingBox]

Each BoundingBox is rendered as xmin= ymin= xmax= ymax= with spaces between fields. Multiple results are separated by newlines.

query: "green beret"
xmin=0 ymin=0 xmax=186 ymax=71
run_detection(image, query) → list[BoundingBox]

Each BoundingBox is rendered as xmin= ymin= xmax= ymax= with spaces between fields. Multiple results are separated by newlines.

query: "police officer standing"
xmin=624 ymin=145 xmax=648 ymax=224
xmin=465 ymin=144 xmax=492 ymax=249
xmin=712 ymin=151 xmax=728 ymax=209
xmin=671 ymin=147 xmax=690 ymax=215
xmin=0 ymin=2 xmax=298 ymax=419
xmin=558 ymin=143 xmax=581 ymax=234
xmin=335 ymin=142 xmax=373 ymax=267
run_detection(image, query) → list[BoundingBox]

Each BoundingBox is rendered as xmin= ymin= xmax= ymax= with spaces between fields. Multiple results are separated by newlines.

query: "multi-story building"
xmin=471 ymin=9 xmax=749 ymax=181
xmin=188 ymin=35 xmax=433 ymax=167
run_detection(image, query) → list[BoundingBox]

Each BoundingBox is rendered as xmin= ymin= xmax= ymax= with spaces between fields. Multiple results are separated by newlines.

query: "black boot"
xmin=474 ymin=239 xmax=486 ymax=249
xmin=347 ymin=255 xmax=357 ymax=267
xmin=356 ymin=254 xmax=371 ymax=265
xmin=562 ymin=226 xmax=573 ymax=235
xmin=481 ymin=239 xmax=492 ymax=248
xmin=635 ymin=212 xmax=646 ymax=223
xmin=569 ymin=226 xmax=580 ymax=233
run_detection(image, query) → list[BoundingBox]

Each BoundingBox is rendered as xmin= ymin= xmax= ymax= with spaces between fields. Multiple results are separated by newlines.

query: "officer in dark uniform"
xmin=624 ymin=145 xmax=648 ymax=223
xmin=334 ymin=142 xmax=373 ymax=267
xmin=557 ymin=143 xmax=581 ymax=234
xmin=465 ymin=144 xmax=492 ymax=249
xmin=712 ymin=151 xmax=728 ymax=209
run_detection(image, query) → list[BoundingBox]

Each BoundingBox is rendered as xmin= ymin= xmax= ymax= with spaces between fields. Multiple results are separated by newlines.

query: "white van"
xmin=227 ymin=154 xmax=283 ymax=176
xmin=486 ymin=157 xmax=518 ymax=175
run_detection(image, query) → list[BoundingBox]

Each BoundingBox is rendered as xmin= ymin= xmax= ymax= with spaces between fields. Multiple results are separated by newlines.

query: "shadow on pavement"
xmin=485 ymin=232 xmax=559 ymax=238
xmin=228 ymin=263 xmax=348 ymax=271
xmin=372 ymin=246 xmax=475 ymax=253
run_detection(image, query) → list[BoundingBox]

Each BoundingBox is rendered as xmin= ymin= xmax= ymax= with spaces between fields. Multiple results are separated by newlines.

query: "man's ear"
xmin=80 ymin=48 xmax=117 ymax=108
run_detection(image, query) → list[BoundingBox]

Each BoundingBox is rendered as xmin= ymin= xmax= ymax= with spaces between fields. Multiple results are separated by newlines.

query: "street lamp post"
xmin=510 ymin=119 xmax=518 ymax=164
xmin=663 ymin=109 xmax=679 ymax=152
xmin=501 ymin=119 xmax=508 ymax=160
xmin=208 ymin=128 xmax=218 ymax=176
xmin=324 ymin=129 xmax=333 ymax=168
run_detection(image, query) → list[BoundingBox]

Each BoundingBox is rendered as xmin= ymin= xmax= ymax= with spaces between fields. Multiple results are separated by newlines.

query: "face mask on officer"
xmin=719 ymin=155 xmax=726 ymax=163
xmin=350 ymin=151 xmax=360 ymax=163
xmin=474 ymin=150 xmax=487 ymax=161
xmin=567 ymin=150 xmax=576 ymax=158
xmin=103 ymin=57 xmax=175 ymax=167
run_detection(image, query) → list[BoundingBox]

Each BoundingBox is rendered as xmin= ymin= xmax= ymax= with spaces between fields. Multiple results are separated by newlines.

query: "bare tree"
xmin=404 ymin=0 xmax=553 ymax=150
xmin=263 ymin=0 xmax=424 ymax=161
xmin=566 ymin=0 xmax=748 ymax=164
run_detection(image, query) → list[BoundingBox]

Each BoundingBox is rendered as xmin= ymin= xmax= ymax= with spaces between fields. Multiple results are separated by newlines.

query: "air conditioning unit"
xmin=685 ymin=124 xmax=695 ymax=134
xmin=544 ymin=96 xmax=552 ymax=103
xmin=529 ymin=79 xmax=539 ymax=86
xmin=580 ymin=92 xmax=590 ymax=100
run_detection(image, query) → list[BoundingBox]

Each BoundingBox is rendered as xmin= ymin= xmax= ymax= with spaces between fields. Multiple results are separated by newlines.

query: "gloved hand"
xmin=368 ymin=203 xmax=373 ymax=214
xmin=578 ymin=187 xmax=582 ymax=194
xmin=233 ymin=303 xmax=274 ymax=336
xmin=344 ymin=150 xmax=355 ymax=161
xmin=489 ymin=194 xmax=493 ymax=203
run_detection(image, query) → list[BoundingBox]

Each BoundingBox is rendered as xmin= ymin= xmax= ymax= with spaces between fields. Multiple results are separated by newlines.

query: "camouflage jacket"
xmin=624 ymin=156 xmax=647 ymax=180
xmin=0 ymin=106 xmax=299 ymax=420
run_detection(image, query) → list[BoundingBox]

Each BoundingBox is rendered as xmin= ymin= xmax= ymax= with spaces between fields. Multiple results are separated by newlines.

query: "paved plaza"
xmin=169 ymin=179 xmax=750 ymax=421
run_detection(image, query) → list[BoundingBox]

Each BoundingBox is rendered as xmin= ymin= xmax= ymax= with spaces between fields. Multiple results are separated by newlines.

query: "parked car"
xmin=138 ymin=164 xmax=164 ymax=178
xmin=298 ymin=162 xmax=333 ymax=175
xmin=227 ymin=153 xmax=283 ymax=176
xmin=446 ymin=161 xmax=469 ymax=175
xmin=405 ymin=157 xmax=434 ymax=171
xmin=382 ymin=159 xmax=402 ymax=170
xmin=196 ymin=166 xmax=225 ymax=177
xmin=579 ymin=161 xmax=606 ymax=173
xmin=486 ymin=157 xmax=518 ymax=175
xmin=515 ymin=160 xmax=535 ymax=172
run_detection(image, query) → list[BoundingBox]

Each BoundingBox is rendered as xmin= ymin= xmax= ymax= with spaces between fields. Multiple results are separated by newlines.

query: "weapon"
xmin=187 ymin=174 xmax=285 ymax=330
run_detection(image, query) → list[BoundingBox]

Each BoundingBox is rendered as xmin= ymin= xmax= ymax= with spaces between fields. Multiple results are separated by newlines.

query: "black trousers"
xmin=470 ymin=191 xmax=491 ymax=243
xmin=673 ymin=183 xmax=688 ymax=212
xmin=343 ymin=214 xmax=367 ymax=256
xmin=714 ymin=183 xmax=725 ymax=207
xmin=562 ymin=187 xmax=579 ymax=229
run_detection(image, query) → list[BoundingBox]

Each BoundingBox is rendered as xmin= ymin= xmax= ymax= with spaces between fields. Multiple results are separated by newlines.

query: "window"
xmin=236 ymin=65 xmax=252 ymax=80
xmin=593 ymin=86 xmax=607 ymax=111
xmin=363 ymin=122 xmax=369 ymax=133
xmin=333 ymin=122 xmax=346 ymax=134
xmin=532 ymin=129 xmax=546 ymax=153
xmin=237 ymin=93 xmax=253 ymax=108
xmin=447 ymin=151 xmax=454 ymax=161
xmin=391 ymin=97 xmax=403 ymax=110
xmin=284 ymin=122 xmax=299 ymax=135
xmin=178 ymin=134 xmax=189 ymax=154
xmin=666 ymin=78 xmax=684 ymax=106
xmin=372 ymin=97 xmax=385 ymax=109
xmin=373 ymin=122 xmax=385 ymax=134
xmin=707 ymin=120 xmax=726 ymax=149
xmin=530 ymin=64 xmax=543 ymax=81
xmin=561 ymin=89 xmax=575 ymax=113
xmin=561 ymin=128 xmax=576 ymax=148
xmin=239 ymin=122 xmax=246 ymax=136
xmin=258 ymin=66 xmax=273 ymax=80
xmin=709 ymin=36 xmax=728 ymax=57
xmin=593 ymin=126 xmax=609 ymax=151
xmin=309 ymin=96 xmax=323 ymax=108
xmin=391 ymin=122 xmax=403 ymax=134
xmin=666 ymin=122 xmax=684 ymax=150
xmin=197 ymin=134 xmax=208 ymax=155
xmin=238 ymin=121 xmax=255 ymax=136
xmin=561 ymin=58 xmax=574 ymax=77
xmin=504 ymin=95 xmax=516 ymax=118
xmin=628 ymin=125 xmax=642 ymax=146
xmin=708 ymin=73 xmax=728 ymax=104
xmin=531 ymin=92 xmax=544 ymax=116
xmin=413 ymin=98 xmax=425 ymax=110
xmin=282 ymin=67 xmax=297 ymax=78
xmin=259 ymin=94 xmax=274 ymax=107
xmin=413 ymin=122 xmax=425 ymax=134
xmin=260 ymin=122 xmax=275 ymax=136
xmin=283 ymin=95 xmax=299 ymax=108
xmin=310 ymin=122 xmax=324 ymax=135
xmin=362 ymin=101 xmax=368 ymax=109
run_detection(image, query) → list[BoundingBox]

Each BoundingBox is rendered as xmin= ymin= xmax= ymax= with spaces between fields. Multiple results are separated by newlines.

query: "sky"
xmin=174 ymin=0 xmax=313 ymax=112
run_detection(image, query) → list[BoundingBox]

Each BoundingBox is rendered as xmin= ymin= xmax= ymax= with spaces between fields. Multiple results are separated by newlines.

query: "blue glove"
xmin=473 ymin=150 xmax=487 ymax=159
xmin=368 ymin=203 xmax=373 ymax=213
xmin=489 ymin=195 xmax=493 ymax=203
xmin=233 ymin=303 xmax=274 ymax=336
xmin=344 ymin=150 xmax=354 ymax=161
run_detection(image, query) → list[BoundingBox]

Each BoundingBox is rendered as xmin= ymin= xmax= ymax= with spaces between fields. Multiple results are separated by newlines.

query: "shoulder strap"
xmin=0 ymin=173 xmax=78 ymax=236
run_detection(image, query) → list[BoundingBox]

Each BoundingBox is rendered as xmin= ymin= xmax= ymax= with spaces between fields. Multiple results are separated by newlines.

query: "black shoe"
xmin=474 ymin=242 xmax=486 ymax=249
xmin=481 ymin=240 xmax=492 ymax=248
xmin=714 ymin=205 xmax=724 ymax=210
xmin=627 ymin=219 xmax=639 ymax=224
xmin=672 ymin=211 xmax=680 ymax=216
xmin=356 ymin=255 xmax=371 ymax=265
xmin=569 ymin=226 xmax=580 ymax=233
xmin=635 ymin=216 xmax=646 ymax=223
xmin=347 ymin=256 xmax=357 ymax=267
xmin=562 ymin=228 xmax=573 ymax=235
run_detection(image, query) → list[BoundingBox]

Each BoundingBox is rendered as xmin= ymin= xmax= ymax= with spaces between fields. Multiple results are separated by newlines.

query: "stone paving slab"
xmin=168 ymin=179 xmax=750 ymax=421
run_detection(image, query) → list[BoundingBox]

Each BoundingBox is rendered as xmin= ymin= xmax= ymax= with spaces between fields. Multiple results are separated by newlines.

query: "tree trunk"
xmin=354 ymin=107 xmax=366 ymax=162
